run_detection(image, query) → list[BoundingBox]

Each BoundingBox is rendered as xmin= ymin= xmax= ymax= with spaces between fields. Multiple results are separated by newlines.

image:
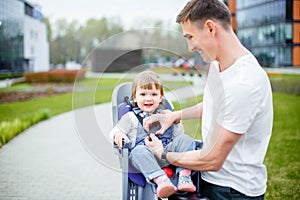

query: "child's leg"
xmin=129 ymin=145 xmax=165 ymax=180
xmin=177 ymin=168 xmax=196 ymax=192
xmin=167 ymin=134 xmax=196 ymax=152
xmin=129 ymin=145 xmax=176 ymax=198
xmin=165 ymin=135 xmax=196 ymax=192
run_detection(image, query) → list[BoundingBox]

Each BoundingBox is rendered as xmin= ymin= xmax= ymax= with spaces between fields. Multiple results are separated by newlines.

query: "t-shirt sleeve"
xmin=217 ymin=83 xmax=262 ymax=134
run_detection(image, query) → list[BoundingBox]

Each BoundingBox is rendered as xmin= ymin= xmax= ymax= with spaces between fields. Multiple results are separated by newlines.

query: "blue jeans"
xmin=129 ymin=134 xmax=195 ymax=181
xmin=201 ymin=179 xmax=265 ymax=200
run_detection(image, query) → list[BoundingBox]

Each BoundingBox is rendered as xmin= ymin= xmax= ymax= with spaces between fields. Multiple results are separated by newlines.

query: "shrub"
xmin=24 ymin=71 xmax=49 ymax=82
xmin=48 ymin=69 xmax=66 ymax=82
xmin=0 ymin=72 xmax=23 ymax=80
xmin=24 ymin=69 xmax=86 ymax=83
xmin=0 ymin=109 xmax=50 ymax=148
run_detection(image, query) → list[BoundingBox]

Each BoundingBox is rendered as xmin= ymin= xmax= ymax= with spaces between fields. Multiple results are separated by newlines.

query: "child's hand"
xmin=114 ymin=132 xmax=130 ymax=149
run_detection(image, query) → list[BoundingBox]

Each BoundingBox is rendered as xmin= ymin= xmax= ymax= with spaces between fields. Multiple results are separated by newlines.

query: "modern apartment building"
xmin=0 ymin=0 xmax=49 ymax=73
xmin=225 ymin=0 xmax=299 ymax=67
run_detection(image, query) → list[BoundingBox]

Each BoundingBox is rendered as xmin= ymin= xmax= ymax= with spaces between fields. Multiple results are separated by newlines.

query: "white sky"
xmin=29 ymin=0 xmax=190 ymax=29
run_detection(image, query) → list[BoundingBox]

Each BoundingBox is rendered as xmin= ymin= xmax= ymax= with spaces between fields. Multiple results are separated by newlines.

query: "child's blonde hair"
xmin=132 ymin=71 xmax=164 ymax=101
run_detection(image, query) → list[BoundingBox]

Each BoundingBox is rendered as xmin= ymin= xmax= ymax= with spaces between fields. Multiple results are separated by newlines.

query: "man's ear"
xmin=205 ymin=20 xmax=216 ymax=36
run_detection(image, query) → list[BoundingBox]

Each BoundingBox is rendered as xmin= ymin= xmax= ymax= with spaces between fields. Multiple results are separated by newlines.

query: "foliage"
xmin=50 ymin=17 xmax=124 ymax=65
xmin=0 ymin=109 xmax=50 ymax=148
xmin=24 ymin=69 xmax=86 ymax=83
xmin=47 ymin=17 xmax=192 ymax=67
xmin=0 ymin=72 xmax=23 ymax=80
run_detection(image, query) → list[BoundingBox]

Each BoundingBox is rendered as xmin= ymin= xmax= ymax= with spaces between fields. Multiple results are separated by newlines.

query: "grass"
xmin=264 ymin=93 xmax=300 ymax=200
xmin=173 ymin=95 xmax=203 ymax=140
xmin=0 ymin=93 xmax=74 ymax=121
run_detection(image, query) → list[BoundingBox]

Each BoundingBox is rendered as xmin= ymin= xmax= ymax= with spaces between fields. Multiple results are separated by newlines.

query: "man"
xmin=144 ymin=0 xmax=273 ymax=199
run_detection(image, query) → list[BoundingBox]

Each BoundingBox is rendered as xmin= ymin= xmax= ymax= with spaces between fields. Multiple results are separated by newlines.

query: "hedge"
xmin=24 ymin=69 xmax=86 ymax=83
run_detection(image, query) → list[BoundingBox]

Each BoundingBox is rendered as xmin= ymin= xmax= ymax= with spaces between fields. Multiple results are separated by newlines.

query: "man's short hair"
xmin=176 ymin=0 xmax=232 ymax=30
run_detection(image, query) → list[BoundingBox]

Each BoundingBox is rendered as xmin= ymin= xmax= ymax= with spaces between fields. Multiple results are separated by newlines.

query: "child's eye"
xmin=152 ymin=93 xmax=158 ymax=96
xmin=140 ymin=93 xmax=146 ymax=96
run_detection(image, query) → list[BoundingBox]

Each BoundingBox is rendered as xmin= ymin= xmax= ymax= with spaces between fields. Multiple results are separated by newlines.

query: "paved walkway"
xmin=0 ymin=78 xmax=204 ymax=200
xmin=0 ymin=103 xmax=122 ymax=200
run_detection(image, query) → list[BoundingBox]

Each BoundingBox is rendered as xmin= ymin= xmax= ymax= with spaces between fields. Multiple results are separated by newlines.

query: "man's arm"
xmin=174 ymin=102 xmax=203 ymax=121
xmin=144 ymin=102 xmax=203 ymax=135
xmin=146 ymin=124 xmax=242 ymax=171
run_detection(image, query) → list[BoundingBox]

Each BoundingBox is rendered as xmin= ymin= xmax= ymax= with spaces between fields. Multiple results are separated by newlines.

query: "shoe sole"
xmin=178 ymin=183 xmax=196 ymax=192
xmin=157 ymin=183 xmax=177 ymax=198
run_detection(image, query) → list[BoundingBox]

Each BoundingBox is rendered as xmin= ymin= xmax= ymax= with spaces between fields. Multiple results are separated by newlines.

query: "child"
xmin=109 ymin=71 xmax=196 ymax=198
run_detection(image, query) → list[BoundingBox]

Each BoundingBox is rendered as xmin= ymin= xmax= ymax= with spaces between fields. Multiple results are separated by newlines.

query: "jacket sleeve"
xmin=109 ymin=112 xmax=134 ymax=140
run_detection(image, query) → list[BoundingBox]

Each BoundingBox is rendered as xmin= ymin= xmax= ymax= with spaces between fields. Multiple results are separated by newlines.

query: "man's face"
xmin=182 ymin=19 xmax=217 ymax=63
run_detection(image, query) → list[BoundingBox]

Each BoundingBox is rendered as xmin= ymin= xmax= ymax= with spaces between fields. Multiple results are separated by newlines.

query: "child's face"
xmin=134 ymin=84 xmax=162 ymax=114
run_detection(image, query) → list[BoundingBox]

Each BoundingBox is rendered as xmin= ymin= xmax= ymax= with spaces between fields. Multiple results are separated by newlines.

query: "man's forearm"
xmin=174 ymin=102 xmax=203 ymax=121
xmin=166 ymin=150 xmax=219 ymax=171
xmin=164 ymin=125 xmax=242 ymax=171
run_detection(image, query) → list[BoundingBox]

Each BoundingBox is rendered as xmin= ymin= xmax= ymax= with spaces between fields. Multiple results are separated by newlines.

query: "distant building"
xmin=0 ymin=0 xmax=49 ymax=73
xmin=88 ymin=48 xmax=143 ymax=72
xmin=225 ymin=0 xmax=300 ymax=67
xmin=86 ymin=31 xmax=143 ymax=72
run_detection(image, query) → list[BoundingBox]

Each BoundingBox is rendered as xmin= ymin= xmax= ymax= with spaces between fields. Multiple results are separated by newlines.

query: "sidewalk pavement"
xmin=0 ymin=80 xmax=204 ymax=200
xmin=0 ymin=103 xmax=122 ymax=200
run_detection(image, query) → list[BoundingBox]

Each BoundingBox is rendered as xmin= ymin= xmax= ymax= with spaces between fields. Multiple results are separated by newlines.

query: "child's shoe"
xmin=156 ymin=177 xmax=177 ymax=198
xmin=177 ymin=175 xmax=196 ymax=192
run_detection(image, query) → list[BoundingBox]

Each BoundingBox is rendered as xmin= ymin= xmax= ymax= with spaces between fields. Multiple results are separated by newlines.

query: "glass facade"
xmin=0 ymin=0 xmax=25 ymax=72
xmin=236 ymin=0 xmax=293 ymax=67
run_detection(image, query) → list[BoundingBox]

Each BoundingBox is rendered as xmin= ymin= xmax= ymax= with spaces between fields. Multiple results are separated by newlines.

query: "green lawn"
xmin=264 ymin=93 xmax=300 ymax=200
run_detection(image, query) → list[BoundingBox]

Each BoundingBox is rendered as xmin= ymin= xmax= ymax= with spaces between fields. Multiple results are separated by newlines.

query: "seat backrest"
xmin=112 ymin=82 xmax=133 ymax=126
xmin=111 ymin=82 xmax=174 ymax=126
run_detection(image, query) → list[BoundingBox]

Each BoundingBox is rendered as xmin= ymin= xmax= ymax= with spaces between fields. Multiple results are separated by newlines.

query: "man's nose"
xmin=187 ymin=40 xmax=196 ymax=52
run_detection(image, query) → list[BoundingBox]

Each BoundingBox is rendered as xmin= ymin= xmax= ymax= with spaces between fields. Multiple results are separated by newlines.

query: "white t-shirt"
xmin=201 ymin=54 xmax=273 ymax=196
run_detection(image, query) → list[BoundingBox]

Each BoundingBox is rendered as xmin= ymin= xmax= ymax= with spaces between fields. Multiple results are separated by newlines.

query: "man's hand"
xmin=145 ymin=133 xmax=164 ymax=159
xmin=161 ymin=109 xmax=180 ymax=124
xmin=143 ymin=112 xmax=176 ymax=135
xmin=114 ymin=132 xmax=130 ymax=149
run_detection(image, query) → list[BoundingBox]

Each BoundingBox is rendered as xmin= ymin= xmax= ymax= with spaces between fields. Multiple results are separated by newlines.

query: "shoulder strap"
xmin=123 ymin=96 xmax=144 ymax=125
xmin=135 ymin=113 xmax=144 ymax=125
